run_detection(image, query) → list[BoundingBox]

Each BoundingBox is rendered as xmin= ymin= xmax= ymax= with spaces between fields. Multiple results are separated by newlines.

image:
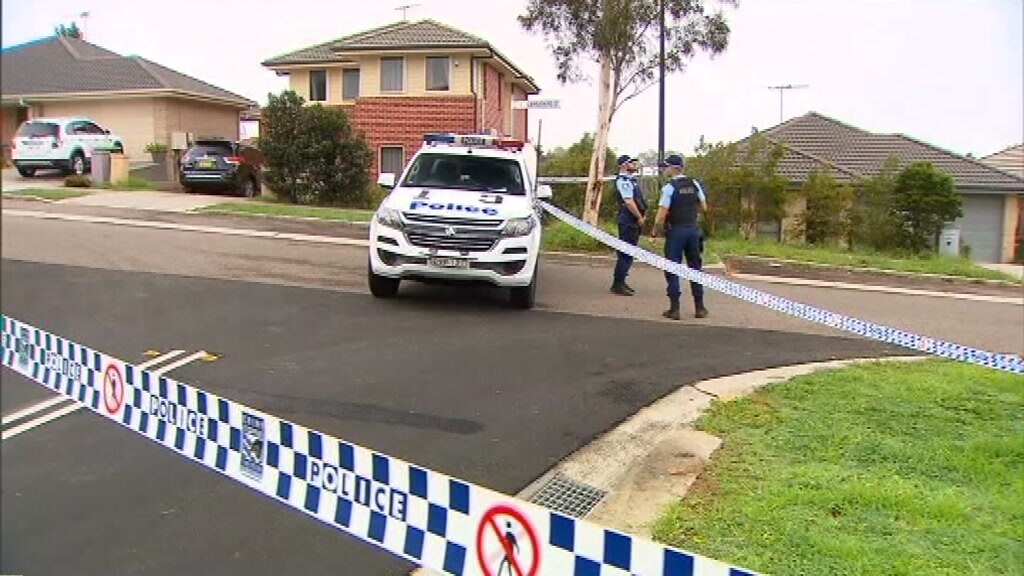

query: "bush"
xmin=891 ymin=161 xmax=962 ymax=253
xmin=64 ymin=175 xmax=92 ymax=188
xmin=799 ymin=169 xmax=855 ymax=245
xmin=144 ymin=142 xmax=169 ymax=154
xmin=260 ymin=90 xmax=373 ymax=206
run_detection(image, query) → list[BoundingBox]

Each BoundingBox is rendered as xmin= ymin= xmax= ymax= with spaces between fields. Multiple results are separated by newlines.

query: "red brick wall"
xmin=511 ymin=85 xmax=528 ymax=140
xmin=481 ymin=64 xmax=504 ymax=135
xmin=351 ymin=96 xmax=477 ymax=174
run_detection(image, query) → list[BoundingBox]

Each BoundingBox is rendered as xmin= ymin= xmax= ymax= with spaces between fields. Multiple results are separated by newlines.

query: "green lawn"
xmin=102 ymin=177 xmax=157 ymax=191
xmin=709 ymin=235 xmax=1019 ymax=283
xmin=197 ymin=201 xmax=373 ymax=223
xmin=5 ymin=188 xmax=91 ymax=201
xmin=652 ymin=360 xmax=1024 ymax=576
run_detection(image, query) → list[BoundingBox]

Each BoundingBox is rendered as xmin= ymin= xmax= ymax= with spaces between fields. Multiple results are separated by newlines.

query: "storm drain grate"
xmin=528 ymin=473 xmax=607 ymax=519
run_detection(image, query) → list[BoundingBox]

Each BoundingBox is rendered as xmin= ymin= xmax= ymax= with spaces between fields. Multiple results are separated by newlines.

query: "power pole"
xmin=395 ymin=3 xmax=420 ymax=21
xmin=657 ymin=0 xmax=666 ymax=167
xmin=767 ymin=84 xmax=808 ymax=124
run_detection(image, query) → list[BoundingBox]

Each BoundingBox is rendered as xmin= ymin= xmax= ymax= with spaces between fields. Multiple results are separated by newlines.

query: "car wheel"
xmin=368 ymin=261 xmax=400 ymax=298
xmin=509 ymin=264 xmax=538 ymax=310
xmin=16 ymin=167 xmax=36 ymax=178
xmin=68 ymin=152 xmax=86 ymax=176
xmin=240 ymin=178 xmax=256 ymax=198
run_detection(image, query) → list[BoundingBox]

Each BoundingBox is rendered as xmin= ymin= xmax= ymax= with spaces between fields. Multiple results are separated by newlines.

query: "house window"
xmin=380 ymin=57 xmax=405 ymax=92
xmin=342 ymin=69 xmax=360 ymax=100
xmin=380 ymin=146 xmax=405 ymax=175
xmin=309 ymin=69 xmax=327 ymax=102
xmin=426 ymin=56 xmax=450 ymax=91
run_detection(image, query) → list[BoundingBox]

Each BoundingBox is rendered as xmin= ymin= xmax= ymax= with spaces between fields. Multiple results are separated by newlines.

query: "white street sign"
xmin=512 ymin=99 xmax=561 ymax=110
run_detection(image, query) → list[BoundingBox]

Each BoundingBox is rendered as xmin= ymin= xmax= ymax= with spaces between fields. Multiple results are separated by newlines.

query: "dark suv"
xmin=179 ymin=138 xmax=264 ymax=196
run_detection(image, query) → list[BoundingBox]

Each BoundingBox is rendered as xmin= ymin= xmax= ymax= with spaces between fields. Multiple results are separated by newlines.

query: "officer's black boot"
xmin=694 ymin=298 xmax=709 ymax=319
xmin=610 ymin=282 xmax=632 ymax=296
xmin=662 ymin=300 xmax=681 ymax=321
xmin=622 ymin=282 xmax=636 ymax=295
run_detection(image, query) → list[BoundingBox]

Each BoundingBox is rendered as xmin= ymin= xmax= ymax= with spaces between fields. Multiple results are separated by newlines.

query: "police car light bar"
xmin=422 ymin=133 xmax=526 ymax=151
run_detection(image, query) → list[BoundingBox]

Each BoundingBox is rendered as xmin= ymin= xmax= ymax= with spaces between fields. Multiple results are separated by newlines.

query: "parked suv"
xmin=179 ymin=138 xmax=264 ymax=197
xmin=11 ymin=117 xmax=124 ymax=177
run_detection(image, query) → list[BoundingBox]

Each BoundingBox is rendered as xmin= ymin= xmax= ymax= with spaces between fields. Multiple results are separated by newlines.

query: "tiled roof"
xmin=751 ymin=112 xmax=1024 ymax=191
xmin=1 ymin=36 xmax=254 ymax=106
xmin=981 ymin=143 xmax=1024 ymax=178
xmin=262 ymin=19 xmax=539 ymax=92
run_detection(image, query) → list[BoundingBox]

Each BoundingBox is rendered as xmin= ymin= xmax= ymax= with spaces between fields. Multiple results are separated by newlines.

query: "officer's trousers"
xmin=664 ymin=224 xmax=704 ymax=305
xmin=613 ymin=219 xmax=641 ymax=285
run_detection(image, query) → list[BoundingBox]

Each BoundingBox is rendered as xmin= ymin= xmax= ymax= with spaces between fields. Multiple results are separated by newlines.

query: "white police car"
xmin=368 ymin=133 xmax=552 ymax=309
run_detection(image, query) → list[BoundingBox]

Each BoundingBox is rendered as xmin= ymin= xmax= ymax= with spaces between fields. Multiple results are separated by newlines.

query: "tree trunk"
xmin=583 ymin=54 xmax=615 ymax=226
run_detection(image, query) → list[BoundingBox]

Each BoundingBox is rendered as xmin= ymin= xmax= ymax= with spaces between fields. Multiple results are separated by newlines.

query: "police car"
xmin=368 ymin=133 xmax=552 ymax=309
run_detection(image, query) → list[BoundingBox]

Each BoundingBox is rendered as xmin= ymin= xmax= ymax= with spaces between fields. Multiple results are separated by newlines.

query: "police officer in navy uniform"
xmin=650 ymin=154 xmax=709 ymax=320
xmin=611 ymin=154 xmax=647 ymax=296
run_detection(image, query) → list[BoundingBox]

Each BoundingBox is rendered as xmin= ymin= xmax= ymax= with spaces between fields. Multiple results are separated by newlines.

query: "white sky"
xmin=3 ymin=0 xmax=1022 ymax=158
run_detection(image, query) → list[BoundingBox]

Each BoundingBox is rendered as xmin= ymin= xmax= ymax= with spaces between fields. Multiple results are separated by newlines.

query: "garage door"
xmin=956 ymin=194 xmax=1004 ymax=263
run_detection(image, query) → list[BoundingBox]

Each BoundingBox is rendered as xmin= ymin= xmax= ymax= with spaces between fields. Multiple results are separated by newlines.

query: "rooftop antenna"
xmin=767 ymin=84 xmax=809 ymax=124
xmin=395 ymin=3 xmax=420 ymax=21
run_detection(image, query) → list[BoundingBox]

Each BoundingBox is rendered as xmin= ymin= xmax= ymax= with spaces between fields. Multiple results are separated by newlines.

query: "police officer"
xmin=611 ymin=154 xmax=647 ymax=296
xmin=650 ymin=154 xmax=709 ymax=320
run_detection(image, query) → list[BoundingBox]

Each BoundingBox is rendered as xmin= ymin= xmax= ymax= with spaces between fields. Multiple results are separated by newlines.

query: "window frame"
xmin=342 ymin=68 xmax=360 ymax=100
xmin=425 ymin=56 xmax=451 ymax=92
xmin=379 ymin=57 xmax=406 ymax=93
xmin=308 ymin=69 xmax=328 ymax=102
xmin=379 ymin=145 xmax=406 ymax=176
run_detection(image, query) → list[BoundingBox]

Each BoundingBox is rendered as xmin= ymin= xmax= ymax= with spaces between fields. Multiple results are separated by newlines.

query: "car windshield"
xmin=399 ymin=153 xmax=526 ymax=195
xmin=16 ymin=122 xmax=59 ymax=138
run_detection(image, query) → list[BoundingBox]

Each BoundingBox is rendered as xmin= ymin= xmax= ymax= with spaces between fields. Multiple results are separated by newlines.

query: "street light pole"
xmin=658 ymin=0 xmax=666 ymax=167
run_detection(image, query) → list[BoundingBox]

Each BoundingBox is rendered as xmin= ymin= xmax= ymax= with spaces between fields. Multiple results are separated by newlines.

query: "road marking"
xmin=137 ymin=349 xmax=186 ymax=370
xmin=2 ymin=402 xmax=83 ymax=441
xmin=1 ymin=395 xmax=73 ymax=426
xmin=148 ymin=350 xmax=210 ymax=375
xmin=731 ymin=273 xmax=1023 ymax=305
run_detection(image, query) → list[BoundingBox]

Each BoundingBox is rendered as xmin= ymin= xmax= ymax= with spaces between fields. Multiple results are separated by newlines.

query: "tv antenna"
xmin=395 ymin=3 xmax=420 ymax=21
xmin=767 ymin=84 xmax=809 ymax=123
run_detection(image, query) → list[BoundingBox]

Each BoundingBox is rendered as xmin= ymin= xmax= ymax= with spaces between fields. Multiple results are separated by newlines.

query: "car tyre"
xmin=16 ymin=166 xmax=36 ymax=178
xmin=67 ymin=152 xmax=86 ymax=176
xmin=368 ymin=261 xmax=400 ymax=298
xmin=509 ymin=264 xmax=538 ymax=310
xmin=240 ymin=178 xmax=257 ymax=198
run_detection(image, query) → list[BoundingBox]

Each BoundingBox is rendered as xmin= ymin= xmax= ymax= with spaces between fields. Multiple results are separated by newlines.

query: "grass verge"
xmin=197 ymin=200 xmax=373 ymax=223
xmin=709 ymin=235 xmax=1019 ymax=283
xmin=103 ymin=177 xmax=157 ymax=191
xmin=5 ymin=188 xmax=91 ymax=201
xmin=651 ymin=359 xmax=1024 ymax=576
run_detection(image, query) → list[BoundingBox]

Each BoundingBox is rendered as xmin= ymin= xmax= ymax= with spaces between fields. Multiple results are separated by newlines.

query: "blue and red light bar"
xmin=422 ymin=133 xmax=525 ymax=151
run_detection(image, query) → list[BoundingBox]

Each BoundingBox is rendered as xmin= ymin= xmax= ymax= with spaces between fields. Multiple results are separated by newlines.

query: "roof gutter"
xmin=3 ymin=89 xmax=255 ymax=108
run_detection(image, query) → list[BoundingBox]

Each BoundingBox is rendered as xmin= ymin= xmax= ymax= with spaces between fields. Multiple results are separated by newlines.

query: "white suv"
xmin=368 ymin=133 xmax=553 ymax=309
xmin=11 ymin=117 xmax=124 ymax=177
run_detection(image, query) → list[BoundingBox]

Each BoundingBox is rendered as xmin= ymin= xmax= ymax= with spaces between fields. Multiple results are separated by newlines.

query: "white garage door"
xmin=956 ymin=194 xmax=1004 ymax=263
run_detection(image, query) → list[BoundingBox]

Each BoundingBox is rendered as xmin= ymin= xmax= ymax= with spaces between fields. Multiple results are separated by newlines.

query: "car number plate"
xmin=198 ymin=159 xmax=216 ymax=168
xmin=428 ymin=257 xmax=469 ymax=269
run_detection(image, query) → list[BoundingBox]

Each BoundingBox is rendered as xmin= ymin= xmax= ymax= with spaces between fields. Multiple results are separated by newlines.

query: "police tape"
xmin=538 ymin=201 xmax=1024 ymax=375
xmin=0 ymin=315 xmax=760 ymax=576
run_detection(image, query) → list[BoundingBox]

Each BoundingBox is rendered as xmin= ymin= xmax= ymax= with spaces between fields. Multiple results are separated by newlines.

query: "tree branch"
xmin=610 ymin=77 xmax=658 ymax=119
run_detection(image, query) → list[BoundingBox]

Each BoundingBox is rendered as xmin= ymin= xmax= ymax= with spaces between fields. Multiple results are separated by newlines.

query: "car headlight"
xmin=501 ymin=216 xmax=535 ymax=237
xmin=376 ymin=207 xmax=403 ymax=229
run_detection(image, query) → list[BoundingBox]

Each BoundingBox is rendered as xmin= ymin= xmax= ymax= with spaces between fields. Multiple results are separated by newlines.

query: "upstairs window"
xmin=309 ymin=69 xmax=327 ymax=101
xmin=380 ymin=57 xmax=405 ymax=92
xmin=342 ymin=68 xmax=360 ymax=100
xmin=426 ymin=56 xmax=450 ymax=91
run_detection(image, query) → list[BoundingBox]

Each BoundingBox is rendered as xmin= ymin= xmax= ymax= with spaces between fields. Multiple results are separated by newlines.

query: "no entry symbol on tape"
xmin=103 ymin=363 xmax=124 ymax=415
xmin=476 ymin=504 xmax=540 ymax=576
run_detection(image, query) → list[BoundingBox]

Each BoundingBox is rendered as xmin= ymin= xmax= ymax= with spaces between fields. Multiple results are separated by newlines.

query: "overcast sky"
xmin=3 ymin=0 xmax=1022 ymax=159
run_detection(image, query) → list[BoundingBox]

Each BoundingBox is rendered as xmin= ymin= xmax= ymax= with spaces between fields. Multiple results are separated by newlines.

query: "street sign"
xmin=512 ymin=99 xmax=561 ymax=110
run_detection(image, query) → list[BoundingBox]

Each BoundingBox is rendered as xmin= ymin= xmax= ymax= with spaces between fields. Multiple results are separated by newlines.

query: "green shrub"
xmin=144 ymin=142 xmax=169 ymax=153
xmin=64 ymin=175 xmax=92 ymax=188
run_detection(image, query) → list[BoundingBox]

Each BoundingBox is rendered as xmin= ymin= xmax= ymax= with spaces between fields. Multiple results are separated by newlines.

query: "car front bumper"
xmin=369 ymin=221 xmax=539 ymax=287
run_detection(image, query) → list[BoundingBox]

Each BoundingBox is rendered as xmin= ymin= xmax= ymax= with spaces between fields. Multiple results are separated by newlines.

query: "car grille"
xmin=404 ymin=225 xmax=501 ymax=252
xmin=402 ymin=212 xmax=505 ymax=228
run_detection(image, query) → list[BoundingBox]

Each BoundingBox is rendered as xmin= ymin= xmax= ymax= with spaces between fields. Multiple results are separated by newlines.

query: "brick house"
xmin=737 ymin=113 xmax=1024 ymax=263
xmin=1 ymin=35 xmax=255 ymax=160
xmin=260 ymin=19 xmax=541 ymax=176
xmin=980 ymin=143 xmax=1024 ymax=261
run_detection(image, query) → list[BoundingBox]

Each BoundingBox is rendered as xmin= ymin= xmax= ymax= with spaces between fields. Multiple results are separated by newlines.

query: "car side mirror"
xmin=536 ymin=184 xmax=553 ymax=200
xmin=377 ymin=173 xmax=396 ymax=189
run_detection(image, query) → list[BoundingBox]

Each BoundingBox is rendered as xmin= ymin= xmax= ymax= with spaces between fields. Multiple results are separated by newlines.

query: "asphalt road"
xmin=1 ymin=207 xmax=1010 ymax=576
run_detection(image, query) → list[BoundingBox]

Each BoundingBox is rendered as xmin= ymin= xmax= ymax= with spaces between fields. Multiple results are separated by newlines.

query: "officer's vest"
xmin=615 ymin=174 xmax=647 ymax=216
xmin=666 ymin=176 xmax=701 ymax=228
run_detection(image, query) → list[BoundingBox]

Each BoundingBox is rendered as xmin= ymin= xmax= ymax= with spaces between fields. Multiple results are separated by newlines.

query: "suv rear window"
xmin=400 ymin=152 xmax=526 ymax=195
xmin=16 ymin=122 xmax=60 ymax=138
xmin=184 ymin=142 xmax=234 ymax=160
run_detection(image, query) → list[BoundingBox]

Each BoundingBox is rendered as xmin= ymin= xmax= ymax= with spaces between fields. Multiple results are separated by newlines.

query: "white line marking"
xmin=2 ymin=209 xmax=369 ymax=248
xmin=731 ymin=273 xmax=1023 ymax=305
xmin=1 ymin=395 xmax=73 ymax=426
xmin=136 ymin=349 xmax=186 ymax=370
xmin=148 ymin=350 xmax=209 ymax=376
xmin=1 ymin=403 xmax=83 ymax=441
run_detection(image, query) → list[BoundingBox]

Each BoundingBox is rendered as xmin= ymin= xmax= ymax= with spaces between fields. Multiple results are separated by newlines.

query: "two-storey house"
xmin=261 ymin=19 xmax=541 ymax=176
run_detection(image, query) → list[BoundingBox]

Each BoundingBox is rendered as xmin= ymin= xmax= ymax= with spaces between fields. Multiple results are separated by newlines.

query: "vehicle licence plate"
xmin=198 ymin=159 xmax=216 ymax=168
xmin=428 ymin=257 xmax=469 ymax=269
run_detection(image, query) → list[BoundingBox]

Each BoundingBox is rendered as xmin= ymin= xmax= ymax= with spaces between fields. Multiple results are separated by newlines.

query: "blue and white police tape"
xmin=0 ymin=315 xmax=759 ymax=576
xmin=539 ymin=201 xmax=1024 ymax=376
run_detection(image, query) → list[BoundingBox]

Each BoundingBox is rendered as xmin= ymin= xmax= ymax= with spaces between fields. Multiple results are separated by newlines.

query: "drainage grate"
xmin=528 ymin=473 xmax=607 ymax=519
